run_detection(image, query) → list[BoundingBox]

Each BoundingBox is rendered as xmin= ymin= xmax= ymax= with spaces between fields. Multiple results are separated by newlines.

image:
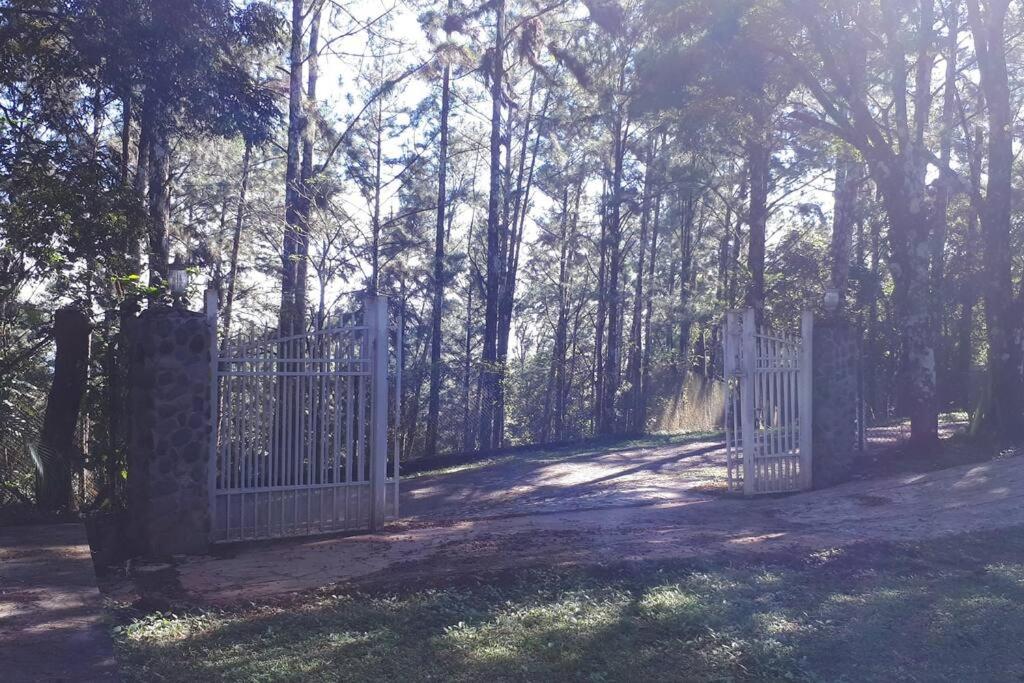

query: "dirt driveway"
xmin=1 ymin=524 xmax=118 ymax=681
xmin=401 ymin=434 xmax=727 ymax=523
xmin=171 ymin=428 xmax=1024 ymax=605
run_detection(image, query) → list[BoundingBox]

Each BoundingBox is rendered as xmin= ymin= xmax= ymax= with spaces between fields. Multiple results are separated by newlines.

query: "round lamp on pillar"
xmin=169 ymin=256 xmax=190 ymax=307
xmin=823 ymin=287 xmax=840 ymax=315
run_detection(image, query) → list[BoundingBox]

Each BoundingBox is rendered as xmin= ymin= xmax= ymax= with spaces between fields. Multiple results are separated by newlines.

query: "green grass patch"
xmin=115 ymin=526 xmax=1024 ymax=681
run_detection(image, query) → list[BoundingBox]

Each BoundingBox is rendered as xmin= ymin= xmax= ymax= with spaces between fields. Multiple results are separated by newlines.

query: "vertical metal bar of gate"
xmin=206 ymin=289 xmax=219 ymax=534
xmin=367 ymin=295 xmax=389 ymax=531
xmin=740 ymin=308 xmax=757 ymax=495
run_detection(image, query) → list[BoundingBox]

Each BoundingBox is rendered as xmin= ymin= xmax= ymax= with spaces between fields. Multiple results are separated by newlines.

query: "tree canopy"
xmin=3 ymin=0 xmax=1023 ymax=510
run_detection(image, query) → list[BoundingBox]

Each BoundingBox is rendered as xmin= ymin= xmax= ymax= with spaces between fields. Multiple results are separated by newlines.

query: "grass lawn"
xmin=115 ymin=525 xmax=1024 ymax=682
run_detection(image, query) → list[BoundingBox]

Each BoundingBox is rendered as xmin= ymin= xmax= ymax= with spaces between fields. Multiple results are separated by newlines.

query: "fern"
xmin=0 ymin=377 xmax=45 ymax=506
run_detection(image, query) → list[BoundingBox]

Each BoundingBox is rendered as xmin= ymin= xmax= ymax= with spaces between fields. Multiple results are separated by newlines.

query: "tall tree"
xmin=626 ymin=137 xmax=657 ymax=431
xmin=829 ymin=147 xmax=860 ymax=304
xmin=477 ymin=0 xmax=506 ymax=450
xmin=965 ymin=0 xmax=1023 ymax=439
xmin=425 ymin=12 xmax=455 ymax=457
xmin=780 ymin=0 xmax=942 ymax=447
xmin=279 ymin=0 xmax=309 ymax=336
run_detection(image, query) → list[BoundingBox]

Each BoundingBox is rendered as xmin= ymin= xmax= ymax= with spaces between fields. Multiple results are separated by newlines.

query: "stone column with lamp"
xmin=125 ymin=265 xmax=215 ymax=556
xmin=811 ymin=287 xmax=862 ymax=488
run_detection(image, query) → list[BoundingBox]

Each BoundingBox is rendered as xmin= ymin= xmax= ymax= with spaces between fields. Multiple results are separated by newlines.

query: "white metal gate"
xmin=206 ymin=294 xmax=399 ymax=543
xmin=723 ymin=308 xmax=813 ymax=495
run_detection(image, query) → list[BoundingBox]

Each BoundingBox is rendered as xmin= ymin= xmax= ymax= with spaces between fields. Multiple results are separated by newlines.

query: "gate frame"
xmin=366 ymin=295 xmax=389 ymax=531
xmin=206 ymin=289 xmax=219 ymax=535
xmin=724 ymin=307 xmax=814 ymax=495
xmin=205 ymin=292 xmax=397 ymax=543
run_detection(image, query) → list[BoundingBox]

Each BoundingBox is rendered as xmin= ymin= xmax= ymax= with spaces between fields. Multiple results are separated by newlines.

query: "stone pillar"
xmin=127 ymin=305 xmax=212 ymax=556
xmin=811 ymin=318 xmax=861 ymax=488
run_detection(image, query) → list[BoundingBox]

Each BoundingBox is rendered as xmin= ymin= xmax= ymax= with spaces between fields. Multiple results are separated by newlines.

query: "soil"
xmin=0 ymin=523 xmax=118 ymax=681
xmin=108 ymin=424 xmax=1024 ymax=608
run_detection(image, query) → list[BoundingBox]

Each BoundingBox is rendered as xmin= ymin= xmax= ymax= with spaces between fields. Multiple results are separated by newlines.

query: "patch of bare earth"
xmin=164 ymin=426 xmax=1024 ymax=606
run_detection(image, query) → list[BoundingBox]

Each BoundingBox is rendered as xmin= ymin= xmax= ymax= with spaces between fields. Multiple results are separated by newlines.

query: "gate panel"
xmin=208 ymin=296 xmax=396 ymax=542
xmin=724 ymin=308 xmax=813 ymax=495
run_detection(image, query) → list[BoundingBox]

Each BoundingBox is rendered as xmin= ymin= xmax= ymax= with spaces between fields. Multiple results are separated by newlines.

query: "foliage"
xmin=4 ymin=0 xmax=1024 ymax=514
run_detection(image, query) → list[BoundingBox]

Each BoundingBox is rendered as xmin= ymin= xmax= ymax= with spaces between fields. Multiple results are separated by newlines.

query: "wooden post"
xmin=799 ymin=310 xmax=814 ymax=489
xmin=741 ymin=307 xmax=757 ymax=495
xmin=205 ymin=288 xmax=220 ymax=541
xmin=367 ymin=295 xmax=389 ymax=531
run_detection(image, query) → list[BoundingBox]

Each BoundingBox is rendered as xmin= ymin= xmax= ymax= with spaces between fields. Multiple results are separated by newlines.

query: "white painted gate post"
xmin=723 ymin=311 xmax=739 ymax=491
xmin=741 ymin=307 xmax=757 ymax=495
xmin=799 ymin=311 xmax=814 ymax=489
xmin=205 ymin=288 xmax=220 ymax=541
xmin=367 ymin=295 xmax=389 ymax=531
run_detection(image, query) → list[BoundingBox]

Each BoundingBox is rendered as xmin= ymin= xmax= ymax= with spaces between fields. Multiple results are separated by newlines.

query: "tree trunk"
xmin=146 ymin=121 xmax=170 ymax=290
xmin=678 ymin=192 xmax=696 ymax=363
xmin=37 ymin=307 xmax=90 ymax=510
xmin=142 ymin=82 xmax=169 ymax=291
xmin=966 ymin=0 xmax=1023 ymax=439
xmin=956 ymin=125 xmax=983 ymax=411
xmin=118 ymin=94 xmax=141 ymax=273
xmin=830 ymin=148 xmax=859 ymax=303
xmin=565 ymin=288 xmax=586 ymax=437
xmin=134 ymin=101 xmax=150 ymax=201
xmin=627 ymin=140 xmax=655 ymax=432
xmin=715 ymin=205 xmax=731 ymax=306
xmin=543 ymin=185 xmax=577 ymax=442
xmin=369 ymin=103 xmax=384 ymax=295
xmin=745 ymin=105 xmax=770 ymax=316
xmin=494 ymin=88 xmax=546 ymax=445
xmin=600 ymin=112 xmax=627 ymax=434
xmin=640 ymin=184 xmax=662 ymax=428
xmin=477 ymin=0 xmax=505 ymax=450
xmin=931 ymin=1 xmax=957 ymax=404
xmin=462 ymin=215 xmax=478 ymax=453
xmin=294 ymin=4 xmax=320 ymax=324
xmin=120 ymin=95 xmax=133 ymax=186
xmin=279 ymin=0 xmax=306 ymax=336
xmin=877 ymin=173 xmax=938 ymax=447
xmin=222 ymin=140 xmax=252 ymax=345
xmin=541 ymin=196 xmax=568 ymax=442
xmin=425 ymin=61 xmax=452 ymax=457
xmin=593 ymin=180 xmax=609 ymax=432
xmin=866 ymin=216 xmax=882 ymax=420
xmin=556 ymin=190 xmax=583 ymax=440
xmin=859 ymin=0 xmax=938 ymax=448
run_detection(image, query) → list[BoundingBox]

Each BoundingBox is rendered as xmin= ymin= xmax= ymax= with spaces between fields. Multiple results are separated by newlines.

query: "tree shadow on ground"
xmin=404 ymin=431 xmax=723 ymax=478
xmin=115 ymin=525 xmax=1024 ymax=682
xmin=401 ymin=434 xmax=726 ymax=522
